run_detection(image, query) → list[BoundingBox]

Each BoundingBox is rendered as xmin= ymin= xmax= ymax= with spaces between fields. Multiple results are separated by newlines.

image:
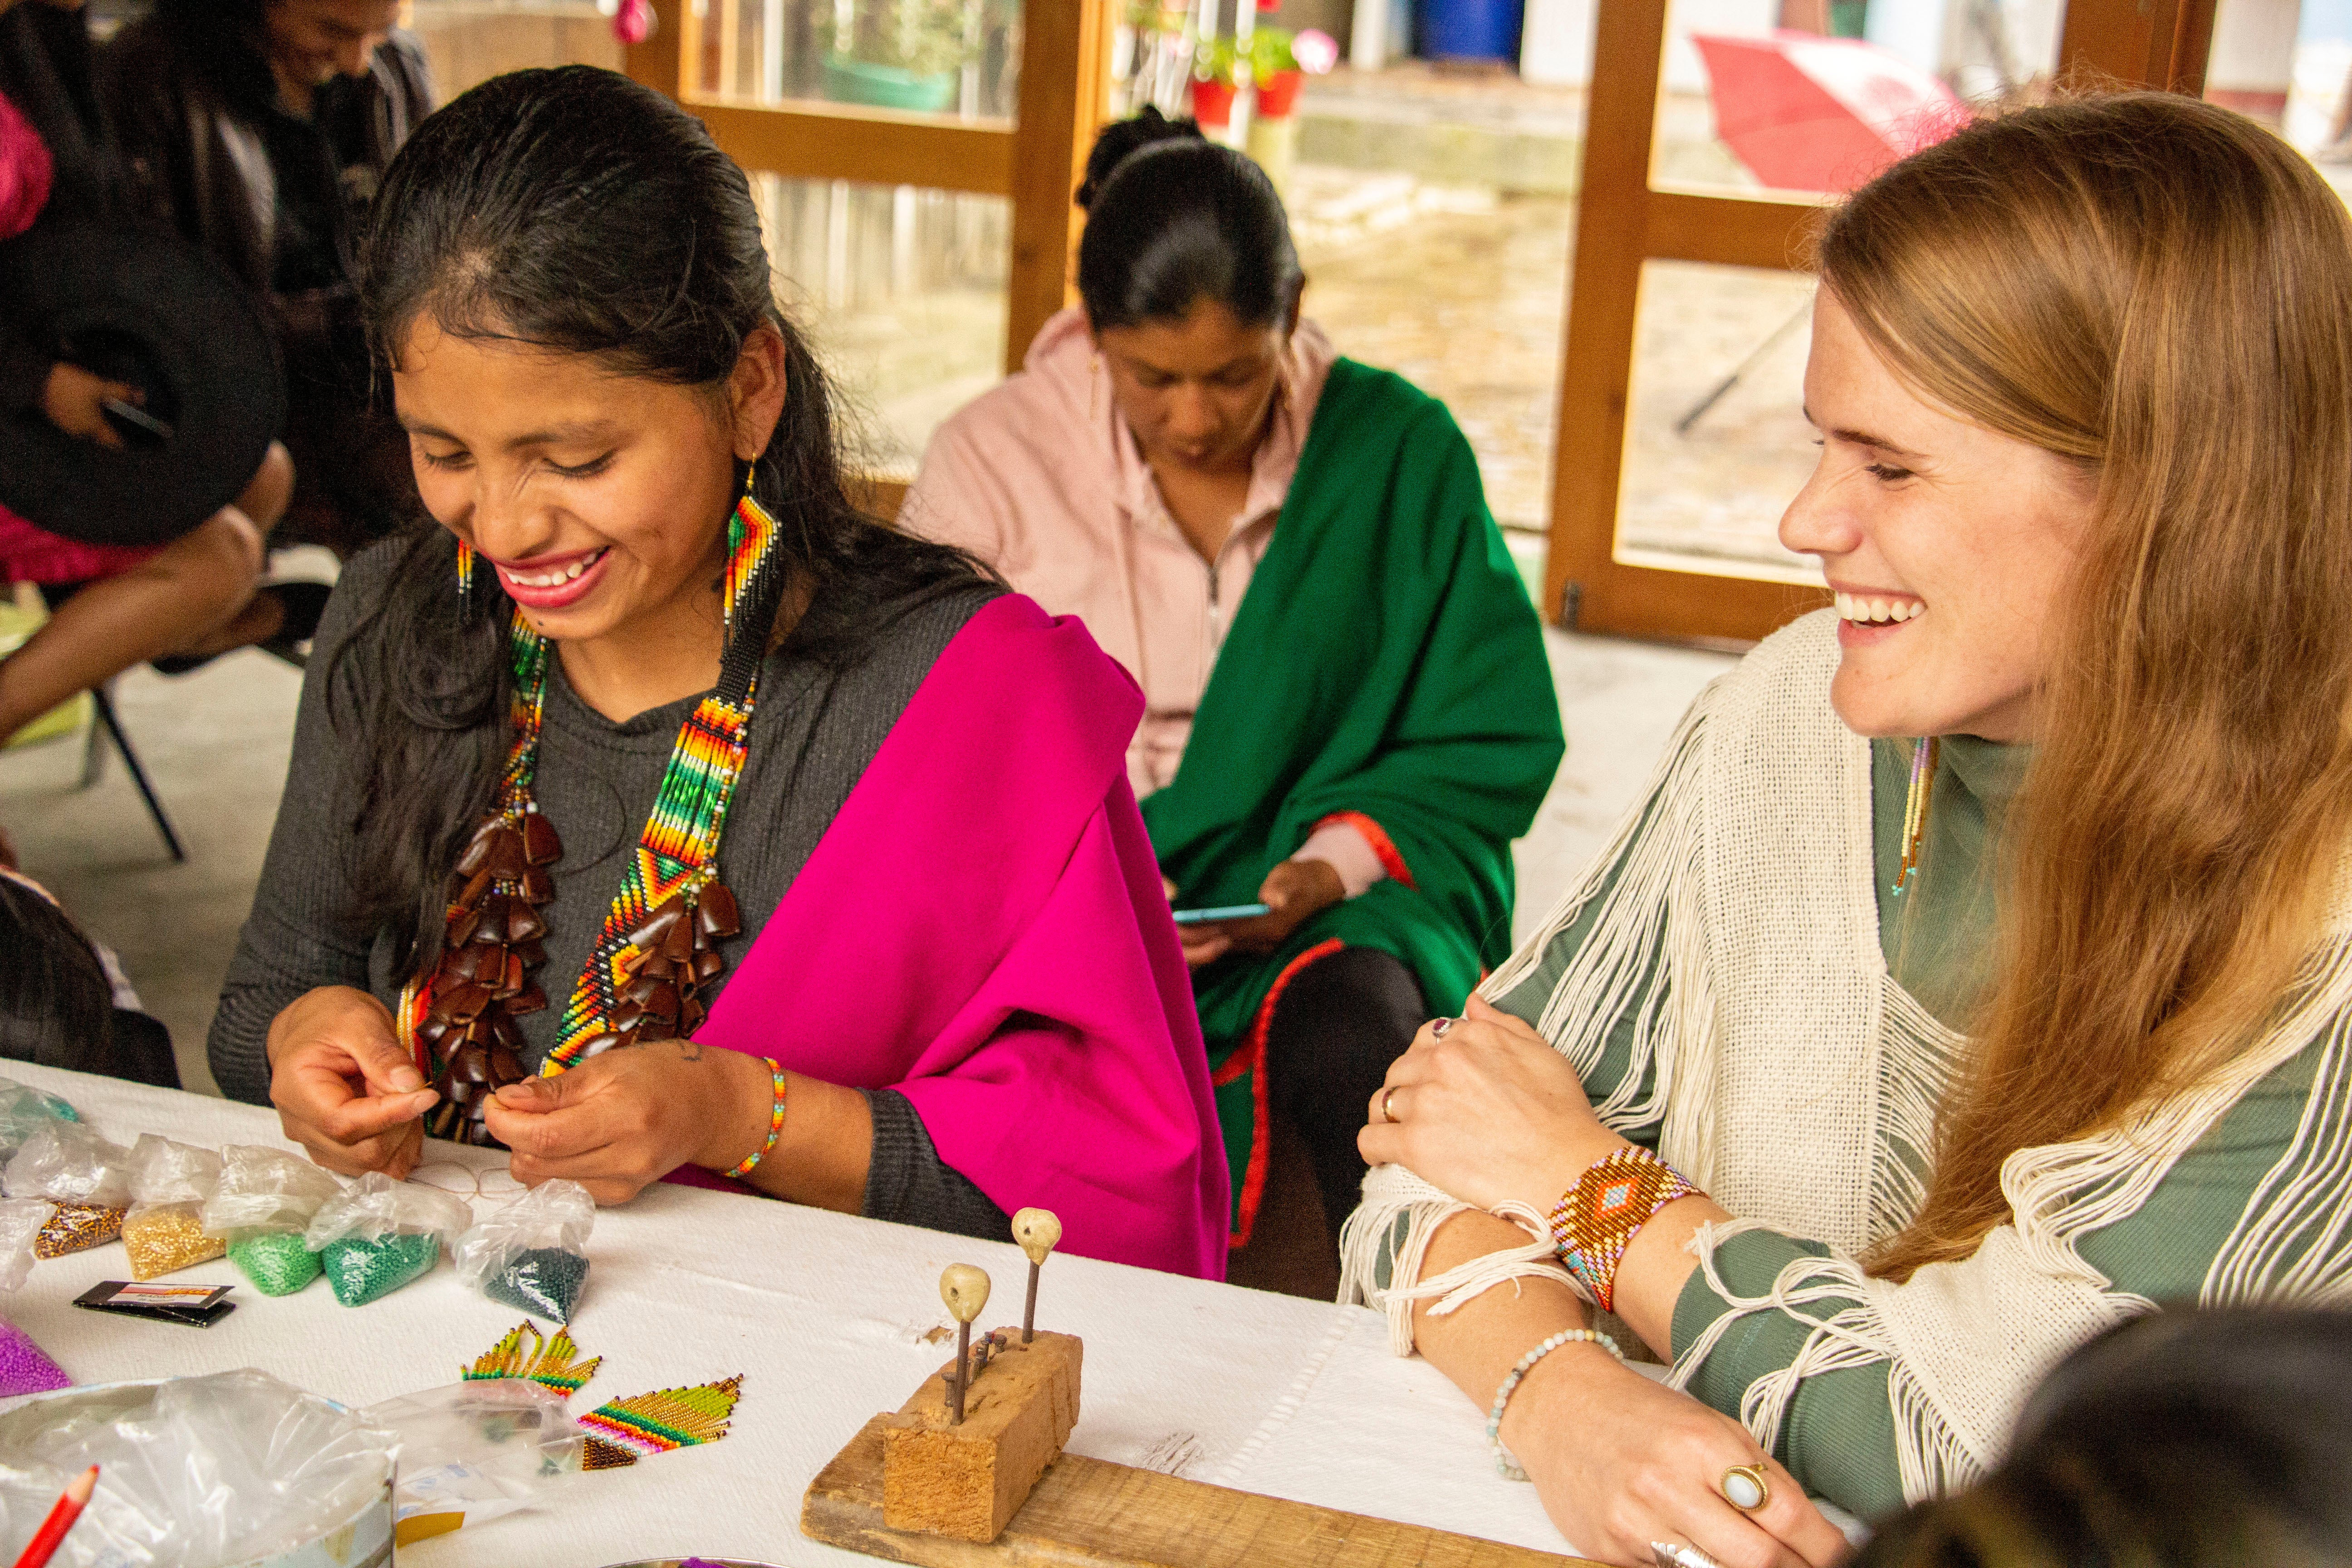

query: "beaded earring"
xmin=721 ymin=465 xmax=757 ymax=649
xmin=1891 ymin=736 xmax=1938 ymax=897
xmin=455 ymin=539 xmax=478 ymax=621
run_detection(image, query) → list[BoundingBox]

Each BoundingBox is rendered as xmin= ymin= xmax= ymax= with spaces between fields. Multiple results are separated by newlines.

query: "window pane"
xmin=751 ymin=174 xmax=1009 ymax=472
xmin=1652 ymin=0 xmax=2062 ymax=198
xmin=1614 ymin=259 xmax=1819 ymax=584
xmin=2210 ymin=0 xmax=2352 ymax=206
xmin=409 ymin=1 xmax=627 ymax=99
xmin=695 ymin=0 xmax=1021 ymax=122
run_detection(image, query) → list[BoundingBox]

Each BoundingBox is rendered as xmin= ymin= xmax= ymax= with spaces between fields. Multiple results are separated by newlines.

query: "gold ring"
xmin=1378 ymin=1086 xmax=1401 ymax=1124
xmin=1719 ymin=1464 xmax=1769 ymax=1512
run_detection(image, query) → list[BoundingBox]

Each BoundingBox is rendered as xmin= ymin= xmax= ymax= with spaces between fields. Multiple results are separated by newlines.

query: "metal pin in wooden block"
xmin=1011 ymin=1208 xmax=1060 ymax=1344
xmin=940 ymin=1263 xmax=990 ymax=1424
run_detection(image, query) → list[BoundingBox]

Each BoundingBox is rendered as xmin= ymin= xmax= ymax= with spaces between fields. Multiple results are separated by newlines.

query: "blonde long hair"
xmin=1817 ymin=94 xmax=2352 ymax=1281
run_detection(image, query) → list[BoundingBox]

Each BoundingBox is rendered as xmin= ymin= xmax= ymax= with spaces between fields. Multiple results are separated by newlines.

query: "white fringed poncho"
xmin=1340 ymin=610 xmax=2352 ymax=1504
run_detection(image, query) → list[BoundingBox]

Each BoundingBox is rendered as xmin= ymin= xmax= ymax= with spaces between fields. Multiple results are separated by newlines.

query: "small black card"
xmin=74 ymin=1280 xmax=236 ymax=1328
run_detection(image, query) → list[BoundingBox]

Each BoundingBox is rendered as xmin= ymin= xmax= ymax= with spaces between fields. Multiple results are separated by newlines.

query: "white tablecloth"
xmin=0 ymin=1063 xmax=1581 ymax=1566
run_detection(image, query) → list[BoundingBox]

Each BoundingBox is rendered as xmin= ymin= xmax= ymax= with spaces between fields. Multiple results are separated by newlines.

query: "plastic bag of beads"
xmin=120 ymin=1136 xmax=227 ymax=1280
xmin=303 ymin=1172 xmax=472 ymax=1306
xmin=1 ymin=1121 xmax=131 ymax=1257
xmin=0 ymin=1080 xmax=78 ymax=1163
xmin=364 ymin=1377 xmax=585 ymax=1541
xmin=453 ymin=1180 xmax=593 ymax=1322
xmin=200 ymin=1146 xmax=344 ymax=1297
xmin=0 ymin=1197 xmax=50 ymax=1293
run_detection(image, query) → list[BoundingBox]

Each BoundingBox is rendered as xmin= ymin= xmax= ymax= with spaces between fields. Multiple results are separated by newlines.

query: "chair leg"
xmin=91 ymin=688 xmax=186 ymax=863
xmin=78 ymin=698 xmax=104 ymax=789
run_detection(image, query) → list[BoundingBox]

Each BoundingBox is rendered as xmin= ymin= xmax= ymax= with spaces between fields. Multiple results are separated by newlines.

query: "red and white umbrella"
xmin=1691 ymin=30 xmax=1968 ymax=195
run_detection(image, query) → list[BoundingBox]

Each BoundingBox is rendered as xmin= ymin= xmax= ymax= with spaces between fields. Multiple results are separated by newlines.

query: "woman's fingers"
xmin=1749 ymin=1459 xmax=1850 ymax=1568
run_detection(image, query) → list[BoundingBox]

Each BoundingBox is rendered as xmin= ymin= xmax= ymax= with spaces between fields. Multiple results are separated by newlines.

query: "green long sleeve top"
xmin=1484 ymin=736 xmax=2319 ymax=1521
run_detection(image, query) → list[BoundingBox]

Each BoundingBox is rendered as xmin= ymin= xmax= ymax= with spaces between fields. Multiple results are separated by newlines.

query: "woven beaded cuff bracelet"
xmin=1547 ymin=1145 xmax=1703 ymax=1313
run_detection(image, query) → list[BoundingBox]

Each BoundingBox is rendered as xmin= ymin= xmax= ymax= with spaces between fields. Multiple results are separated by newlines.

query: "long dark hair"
xmin=1857 ymin=1307 xmax=2352 ymax=1564
xmin=1074 ymin=108 xmax=1302 ymax=332
xmin=341 ymin=65 xmax=985 ymax=970
xmin=0 ymin=875 xmax=114 ymax=1073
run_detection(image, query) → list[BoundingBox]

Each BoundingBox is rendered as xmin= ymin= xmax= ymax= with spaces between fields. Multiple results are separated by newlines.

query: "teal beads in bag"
xmin=483 ymin=1245 xmax=589 ymax=1320
xmin=229 ymin=1230 xmax=323 ymax=1296
xmin=455 ymin=1179 xmax=595 ymax=1323
xmin=321 ymin=1232 xmax=441 ymax=1305
xmin=302 ymin=1171 xmax=473 ymax=1308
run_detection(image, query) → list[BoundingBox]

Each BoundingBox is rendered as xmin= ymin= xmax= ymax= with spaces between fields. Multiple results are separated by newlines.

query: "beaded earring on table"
xmin=1891 ymin=736 xmax=1939 ymax=897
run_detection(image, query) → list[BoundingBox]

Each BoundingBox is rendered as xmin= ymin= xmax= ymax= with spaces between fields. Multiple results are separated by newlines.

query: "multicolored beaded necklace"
xmin=397 ymin=492 xmax=786 ymax=1145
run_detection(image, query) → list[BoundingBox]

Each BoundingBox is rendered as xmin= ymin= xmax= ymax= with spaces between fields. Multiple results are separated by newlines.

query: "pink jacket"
xmin=904 ymin=309 xmax=1387 ymax=895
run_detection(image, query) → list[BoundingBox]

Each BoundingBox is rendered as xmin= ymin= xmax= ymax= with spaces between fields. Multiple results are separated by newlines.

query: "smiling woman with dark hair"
xmin=903 ymin=109 xmax=1563 ymax=1267
xmin=207 ymin=67 xmax=1227 ymax=1278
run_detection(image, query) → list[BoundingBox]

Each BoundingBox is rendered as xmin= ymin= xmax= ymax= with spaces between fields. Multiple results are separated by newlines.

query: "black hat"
xmin=0 ymin=220 xmax=284 ymax=547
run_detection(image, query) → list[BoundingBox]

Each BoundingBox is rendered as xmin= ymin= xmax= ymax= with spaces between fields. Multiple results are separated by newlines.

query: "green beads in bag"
xmin=321 ymin=1232 xmax=441 ymax=1305
xmin=228 ymin=1230 xmax=323 ymax=1296
xmin=302 ymin=1171 xmax=472 ymax=1308
xmin=202 ymin=1147 xmax=350 ymax=1298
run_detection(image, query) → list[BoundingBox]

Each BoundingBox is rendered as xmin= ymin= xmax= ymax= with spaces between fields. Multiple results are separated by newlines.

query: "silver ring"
xmin=1430 ymin=1016 xmax=1457 ymax=1038
xmin=1378 ymin=1086 xmax=1401 ymax=1124
xmin=1651 ymin=1545 xmax=1728 ymax=1568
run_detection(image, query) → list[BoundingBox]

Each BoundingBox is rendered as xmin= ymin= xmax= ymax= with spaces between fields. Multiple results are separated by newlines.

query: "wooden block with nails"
xmin=881 ymin=1329 xmax=1084 ymax=1542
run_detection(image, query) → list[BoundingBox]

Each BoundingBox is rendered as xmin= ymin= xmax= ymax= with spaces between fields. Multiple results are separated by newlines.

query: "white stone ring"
xmin=1719 ymin=1463 xmax=1771 ymax=1512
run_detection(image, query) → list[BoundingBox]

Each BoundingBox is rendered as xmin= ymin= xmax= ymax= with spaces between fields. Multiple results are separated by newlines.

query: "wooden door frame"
xmin=627 ymin=0 xmax=1112 ymax=375
xmin=1543 ymin=0 xmax=2222 ymax=645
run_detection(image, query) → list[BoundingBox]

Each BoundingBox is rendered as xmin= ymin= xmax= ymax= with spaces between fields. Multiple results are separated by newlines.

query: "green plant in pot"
xmin=819 ymin=0 xmax=977 ymax=113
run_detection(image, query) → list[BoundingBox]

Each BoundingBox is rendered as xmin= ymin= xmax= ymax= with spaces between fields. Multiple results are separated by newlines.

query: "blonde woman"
xmin=1344 ymin=93 xmax=2352 ymax=1568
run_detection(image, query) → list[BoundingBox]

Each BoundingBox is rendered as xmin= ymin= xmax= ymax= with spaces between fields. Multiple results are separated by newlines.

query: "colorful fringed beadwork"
xmin=578 ymin=1375 xmax=745 ymax=1469
xmin=465 ymin=1320 xmax=603 ymax=1396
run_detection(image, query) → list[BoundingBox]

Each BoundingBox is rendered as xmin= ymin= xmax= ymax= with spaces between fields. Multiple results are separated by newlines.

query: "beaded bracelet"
xmin=1487 ymin=1327 xmax=1624 ymax=1480
xmin=1548 ymin=1146 xmax=1703 ymax=1313
xmin=729 ymin=1058 xmax=789 ymax=1179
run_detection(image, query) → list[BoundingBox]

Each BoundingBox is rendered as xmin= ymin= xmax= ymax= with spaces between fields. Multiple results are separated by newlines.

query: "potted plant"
xmin=1250 ymin=27 xmax=1302 ymax=118
xmin=819 ymin=0 xmax=975 ymax=114
xmin=1188 ymin=34 xmax=1241 ymax=129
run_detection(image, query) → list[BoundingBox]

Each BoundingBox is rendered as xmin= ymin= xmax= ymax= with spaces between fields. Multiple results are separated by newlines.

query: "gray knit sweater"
xmin=209 ymin=540 xmax=1010 ymax=1239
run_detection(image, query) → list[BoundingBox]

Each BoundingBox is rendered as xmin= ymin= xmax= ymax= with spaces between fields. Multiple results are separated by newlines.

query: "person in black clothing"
xmin=0 ymin=0 xmax=300 ymax=752
xmin=0 ymin=862 xmax=178 ymax=1087
xmin=103 ymin=0 xmax=433 ymax=557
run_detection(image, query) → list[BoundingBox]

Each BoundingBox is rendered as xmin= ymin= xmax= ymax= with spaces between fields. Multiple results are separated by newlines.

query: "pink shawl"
xmin=0 ymin=88 xmax=49 ymax=242
xmin=686 ymin=593 xmax=1228 ymax=1279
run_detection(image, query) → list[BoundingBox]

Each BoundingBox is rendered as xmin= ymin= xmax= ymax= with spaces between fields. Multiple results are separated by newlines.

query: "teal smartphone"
xmin=1171 ymin=903 xmax=1272 ymax=925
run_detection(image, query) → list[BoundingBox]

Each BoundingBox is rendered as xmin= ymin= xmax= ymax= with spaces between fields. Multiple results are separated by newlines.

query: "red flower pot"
xmin=1191 ymin=76 xmax=1238 ymax=127
xmin=1255 ymin=68 xmax=1303 ymax=118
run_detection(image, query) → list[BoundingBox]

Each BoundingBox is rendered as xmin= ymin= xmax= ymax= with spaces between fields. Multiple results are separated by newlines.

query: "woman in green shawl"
xmin=904 ymin=109 xmax=1562 ymax=1260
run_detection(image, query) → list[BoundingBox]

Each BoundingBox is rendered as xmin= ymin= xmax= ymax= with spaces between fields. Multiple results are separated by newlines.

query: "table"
xmin=0 ymin=1063 xmax=1583 ymax=1567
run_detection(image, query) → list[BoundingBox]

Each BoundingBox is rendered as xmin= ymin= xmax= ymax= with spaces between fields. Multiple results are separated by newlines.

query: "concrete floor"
xmin=0 ymin=553 xmax=1735 ymax=1101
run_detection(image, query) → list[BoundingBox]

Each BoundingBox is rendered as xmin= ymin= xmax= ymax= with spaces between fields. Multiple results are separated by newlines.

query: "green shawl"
xmin=1141 ymin=358 xmax=1564 ymax=1244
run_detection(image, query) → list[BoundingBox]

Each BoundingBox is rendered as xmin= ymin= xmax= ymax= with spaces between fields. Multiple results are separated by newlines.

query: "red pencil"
xmin=10 ymin=1465 xmax=96 ymax=1568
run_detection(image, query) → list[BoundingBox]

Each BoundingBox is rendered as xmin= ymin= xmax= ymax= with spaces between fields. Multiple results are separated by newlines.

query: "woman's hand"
xmin=483 ymin=1039 xmax=773 ymax=1204
xmin=1510 ymin=1352 xmax=1850 ymax=1568
xmin=1357 ymin=994 xmax=1622 ymax=1215
xmin=265 ymin=985 xmax=439 ymax=1179
xmin=1178 ymin=858 xmax=1347 ymax=969
xmin=42 ymin=363 xmax=137 ymax=450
